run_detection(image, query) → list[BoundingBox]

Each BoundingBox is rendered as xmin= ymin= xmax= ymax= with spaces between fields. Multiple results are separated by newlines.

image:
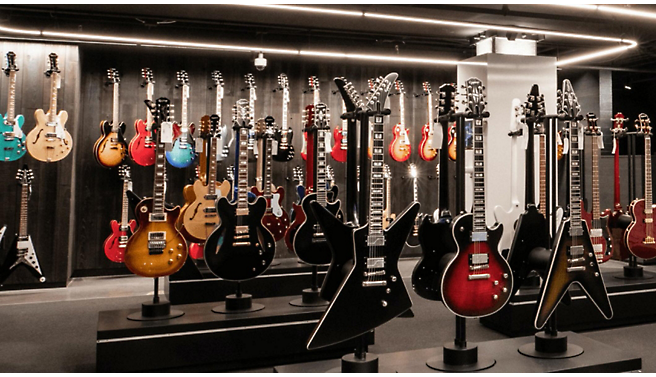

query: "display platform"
xmin=167 ymin=257 xmax=328 ymax=305
xmin=96 ymin=294 xmax=371 ymax=372
xmin=274 ymin=331 xmax=641 ymax=373
xmin=481 ymin=260 xmax=656 ymax=337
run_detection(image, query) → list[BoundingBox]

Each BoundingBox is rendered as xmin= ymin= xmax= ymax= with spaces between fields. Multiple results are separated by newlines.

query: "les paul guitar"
xmin=166 ymin=70 xmax=197 ymax=168
xmin=273 ymin=73 xmax=295 ymax=162
xmin=1 ymin=51 xmax=27 ymax=162
xmin=129 ymin=68 xmax=156 ymax=166
xmin=27 ymin=52 xmax=72 ymax=163
xmin=103 ymin=165 xmax=137 ymax=263
xmin=389 ymin=80 xmax=411 ymax=162
xmin=405 ymin=164 xmax=422 ymax=248
xmin=419 ymin=81 xmax=437 ymax=161
xmin=94 ymin=68 xmax=128 ymax=168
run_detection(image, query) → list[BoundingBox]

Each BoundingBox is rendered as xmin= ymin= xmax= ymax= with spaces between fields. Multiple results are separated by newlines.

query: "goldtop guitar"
xmin=625 ymin=113 xmax=656 ymax=260
xmin=27 ymin=53 xmax=72 ymax=162
xmin=534 ymin=79 xmax=612 ymax=329
xmin=129 ymin=68 xmax=156 ymax=167
xmin=607 ymin=113 xmax=631 ymax=261
xmin=389 ymin=80 xmax=411 ymax=162
xmin=211 ymin=70 xmax=229 ymax=161
xmin=124 ymin=98 xmax=189 ymax=278
xmin=0 ymin=51 xmax=26 ymax=161
xmin=94 ymin=68 xmax=128 ymax=168
xmin=405 ymin=163 xmax=422 ymax=248
xmin=419 ymin=81 xmax=437 ymax=161
xmin=0 ymin=166 xmax=45 ymax=284
xmin=382 ymin=164 xmax=396 ymax=228
xmin=440 ymin=78 xmax=513 ymax=318
xmin=166 ymin=70 xmax=197 ymax=168
xmin=273 ymin=73 xmax=295 ymax=162
xmin=330 ymin=97 xmax=348 ymax=163
xmin=103 ymin=165 xmax=137 ymax=263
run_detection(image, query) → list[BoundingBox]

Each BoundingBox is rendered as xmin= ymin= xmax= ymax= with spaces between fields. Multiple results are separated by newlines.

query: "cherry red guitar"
xmin=389 ymin=80 xmax=411 ymax=162
xmin=330 ymin=98 xmax=347 ymax=163
xmin=301 ymin=76 xmax=321 ymax=161
xmin=129 ymin=68 xmax=156 ymax=167
xmin=103 ymin=165 xmax=137 ymax=263
xmin=607 ymin=113 xmax=631 ymax=261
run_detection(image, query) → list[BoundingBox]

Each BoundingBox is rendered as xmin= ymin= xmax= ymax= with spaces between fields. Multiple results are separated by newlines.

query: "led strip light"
xmin=551 ymin=4 xmax=656 ymax=21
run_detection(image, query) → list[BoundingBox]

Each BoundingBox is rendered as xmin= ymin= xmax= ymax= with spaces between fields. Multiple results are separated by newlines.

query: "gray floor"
xmin=0 ymin=260 xmax=653 ymax=372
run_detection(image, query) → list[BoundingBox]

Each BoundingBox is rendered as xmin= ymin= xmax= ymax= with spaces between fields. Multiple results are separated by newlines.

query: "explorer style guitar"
xmin=211 ymin=70 xmax=228 ymax=161
xmin=607 ymin=113 xmax=631 ymax=261
xmin=124 ymin=98 xmax=189 ymax=278
xmin=27 ymin=53 xmax=72 ymax=162
xmin=0 ymin=166 xmax=45 ymax=284
xmin=419 ymin=82 xmax=437 ymax=161
xmin=534 ymin=79 xmax=612 ymax=329
xmin=273 ymin=73 xmax=295 ymax=162
xmin=625 ymin=113 xmax=656 ymax=260
xmin=440 ymin=78 xmax=513 ymax=318
xmin=204 ymin=100 xmax=276 ymax=281
xmin=389 ymin=80 xmax=411 ymax=162
xmin=405 ymin=164 xmax=422 ymax=248
xmin=103 ymin=165 xmax=137 ymax=263
xmin=94 ymin=68 xmax=128 ymax=168
xmin=1 ymin=51 xmax=26 ymax=161
xmin=129 ymin=68 xmax=156 ymax=166
xmin=166 ymin=70 xmax=196 ymax=168
xmin=307 ymin=72 xmax=418 ymax=350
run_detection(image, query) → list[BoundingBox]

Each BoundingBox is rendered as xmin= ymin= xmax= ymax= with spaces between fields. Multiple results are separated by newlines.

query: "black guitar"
xmin=412 ymin=83 xmax=458 ymax=301
xmin=204 ymin=100 xmax=276 ymax=281
xmin=273 ymin=73 xmax=294 ymax=162
xmin=0 ymin=166 xmax=45 ymax=285
xmin=307 ymin=72 xmax=418 ymax=350
xmin=534 ymin=79 xmax=612 ymax=329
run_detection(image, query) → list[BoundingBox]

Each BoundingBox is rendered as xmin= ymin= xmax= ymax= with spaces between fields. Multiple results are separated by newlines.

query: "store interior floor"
xmin=0 ymin=259 xmax=653 ymax=373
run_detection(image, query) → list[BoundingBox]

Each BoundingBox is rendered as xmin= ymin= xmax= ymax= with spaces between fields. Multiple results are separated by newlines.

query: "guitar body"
xmin=389 ymin=124 xmax=411 ymax=162
xmin=286 ymin=186 xmax=336 ymax=252
xmin=103 ymin=219 xmax=137 ymax=263
xmin=307 ymin=201 xmax=419 ymax=350
xmin=493 ymin=202 xmax=522 ymax=253
xmin=447 ymin=123 xmax=457 ymax=161
xmin=441 ymin=213 xmax=512 ymax=317
xmin=27 ymin=109 xmax=72 ymax=162
xmin=204 ymin=196 xmax=276 ymax=281
xmin=535 ymin=218 xmax=613 ymax=328
xmin=272 ymin=128 xmax=295 ymax=162
xmin=189 ymin=243 xmax=204 ymax=260
xmin=412 ymin=213 xmax=456 ymax=301
xmin=124 ymin=198 xmax=188 ymax=278
xmin=251 ymin=186 xmax=290 ymax=241
xmin=580 ymin=201 xmax=612 ymax=263
xmin=625 ymin=199 xmax=656 ymax=260
xmin=607 ymin=209 xmax=631 ymax=261
xmin=293 ymin=193 xmax=343 ymax=265
xmin=405 ymin=215 xmax=422 ymax=247
xmin=93 ymin=120 xmax=128 ymax=168
xmin=166 ymin=124 xmax=197 ymax=168
xmin=179 ymin=179 xmax=231 ymax=243
xmin=301 ymin=132 xmax=307 ymax=160
xmin=0 ymin=235 xmax=45 ymax=284
xmin=331 ymin=127 xmax=347 ymax=162
xmin=418 ymin=124 xmax=437 ymax=161
xmin=507 ymin=205 xmax=550 ymax=296
xmin=0 ymin=114 xmax=27 ymax=161
xmin=128 ymin=119 xmax=156 ymax=166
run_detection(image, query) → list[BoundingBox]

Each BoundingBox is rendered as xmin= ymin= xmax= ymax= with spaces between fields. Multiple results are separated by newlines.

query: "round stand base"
xmin=289 ymin=288 xmax=329 ymax=307
xmin=127 ymin=300 xmax=185 ymax=321
xmin=426 ymin=342 xmax=495 ymax=372
xmin=518 ymin=332 xmax=584 ymax=359
xmin=212 ymin=293 xmax=265 ymax=314
xmin=270 ymin=259 xmax=282 ymax=267
xmin=325 ymin=353 xmax=394 ymax=373
xmin=613 ymin=265 xmax=654 ymax=280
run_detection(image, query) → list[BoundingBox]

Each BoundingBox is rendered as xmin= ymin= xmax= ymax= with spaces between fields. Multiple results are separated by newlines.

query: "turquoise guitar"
xmin=1 ymin=51 xmax=26 ymax=162
xmin=166 ymin=70 xmax=196 ymax=168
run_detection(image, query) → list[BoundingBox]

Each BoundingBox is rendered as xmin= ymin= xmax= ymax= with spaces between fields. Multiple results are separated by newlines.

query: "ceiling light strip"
xmin=240 ymin=4 xmax=363 ymax=17
xmin=299 ymin=50 xmax=486 ymax=66
xmin=551 ymin=4 xmax=656 ymax=20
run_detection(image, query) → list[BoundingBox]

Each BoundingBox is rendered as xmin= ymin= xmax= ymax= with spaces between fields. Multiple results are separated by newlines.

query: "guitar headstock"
xmin=557 ymin=79 xmax=581 ymax=120
xmin=611 ymin=113 xmax=628 ymax=136
xmin=408 ymin=163 xmax=418 ymax=179
xmin=16 ymin=165 xmax=34 ymax=186
xmin=511 ymin=98 xmax=525 ymax=132
xmin=264 ymin=116 xmax=276 ymax=138
xmin=383 ymin=164 xmax=392 ymax=179
xmin=107 ymin=68 xmax=120 ymax=84
xmin=524 ymin=84 xmax=545 ymax=123
xmin=333 ymin=77 xmax=362 ymax=112
xmin=422 ymin=82 xmax=432 ymax=96
xmin=463 ymin=78 xmax=488 ymax=118
xmin=395 ymin=80 xmax=405 ymax=95
xmin=45 ymin=53 xmax=60 ymax=77
xmin=141 ymin=68 xmax=154 ymax=86
xmin=145 ymin=97 xmax=171 ymax=130
xmin=313 ymin=103 xmax=330 ymax=130
xmin=326 ymin=165 xmax=335 ymax=183
xmin=292 ymin=165 xmax=303 ymax=183
xmin=585 ymin=112 xmax=601 ymax=135
xmin=278 ymin=73 xmax=289 ymax=102
xmin=438 ymin=83 xmax=456 ymax=117
xmin=211 ymin=70 xmax=224 ymax=88
xmin=199 ymin=115 xmax=212 ymax=138
xmin=363 ymin=73 xmax=398 ymax=112
xmin=118 ymin=165 xmax=132 ymax=182
xmin=3 ymin=51 xmax=18 ymax=76
xmin=233 ymin=99 xmax=252 ymax=129
xmin=176 ymin=70 xmax=189 ymax=87
xmin=309 ymin=76 xmax=320 ymax=92
xmin=245 ymin=73 xmax=256 ymax=89
xmin=226 ymin=165 xmax=235 ymax=181
xmin=636 ymin=113 xmax=651 ymax=135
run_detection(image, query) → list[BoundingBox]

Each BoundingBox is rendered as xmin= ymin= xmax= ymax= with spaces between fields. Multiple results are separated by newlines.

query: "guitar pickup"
xmin=311 ymin=238 xmax=326 ymax=243
xmin=363 ymin=270 xmax=385 ymax=277
xmin=148 ymin=231 xmax=165 ymax=240
xmin=567 ymin=257 xmax=585 ymax=264
xmin=234 ymin=234 xmax=249 ymax=241
xmin=235 ymin=226 xmax=249 ymax=235
xmin=366 ymin=257 xmax=385 ymax=269
xmin=232 ymin=241 xmax=251 ymax=247
xmin=204 ymin=222 xmax=216 ymax=226
xmin=590 ymin=229 xmax=603 ymax=237
xmin=203 ymin=208 xmax=217 ymax=213
xmin=149 ymin=213 xmax=166 ymax=222
xmin=470 ymin=264 xmax=489 ymax=271
xmin=469 ymin=253 xmax=489 ymax=265
xmin=119 ymin=236 xmax=128 ymax=243
xmin=362 ymin=280 xmax=387 ymax=287
xmin=568 ymin=245 xmax=584 ymax=257
xmin=204 ymin=194 xmax=218 ymax=200
xmin=567 ymin=266 xmax=586 ymax=272
xmin=45 ymin=132 xmax=58 ymax=138
xmin=471 ymin=232 xmax=488 ymax=242
xmin=312 ymin=232 xmax=325 ymax=238
xmin=468 ymin=273 xmax=490 ymax=280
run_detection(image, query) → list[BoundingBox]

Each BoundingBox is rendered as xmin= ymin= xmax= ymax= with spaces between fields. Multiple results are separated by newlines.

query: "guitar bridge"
xmin=590 ymin=229 xmax=603 ymax=238
xmin=235 ymin=226 xmax=249 ymax=235
xmin=645 ymin=236 xmax=655 ymax=245
xmin=567 ymin=266 xmax=586 ymax=272
xmin=468 ymin=273 xmax=490 ymax=280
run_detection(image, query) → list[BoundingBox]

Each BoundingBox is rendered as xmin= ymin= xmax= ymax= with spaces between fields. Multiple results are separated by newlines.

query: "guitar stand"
xmin=127 ymin=277 xmax=184 ymax=321
xmin=289 ymin=265 xmax=329 ymax=307
xmin=326 ymin=332 xmax=394 ymax=373
xmin=212 ymin=282 xmax=264 ymax=314
xmin=518 ymin=313 xmax=583 ymax=359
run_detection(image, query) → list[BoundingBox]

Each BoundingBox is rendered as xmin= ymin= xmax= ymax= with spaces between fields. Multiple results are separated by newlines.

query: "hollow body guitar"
xmin=1 ymin=51 xmax=27 ymax=162
xmin=94 ymin=68 xmax=127 ymax=168
xmin=166 ymin=70 xmax=196 ymax=169
xmin=103 ymin=165 xmax=136 ymax=263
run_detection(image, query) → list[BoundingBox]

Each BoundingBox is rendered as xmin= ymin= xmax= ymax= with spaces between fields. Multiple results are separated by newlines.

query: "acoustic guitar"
xmin=389 ymin=80 xmax=411 ymax=162
xmin=93 ymin=68 xmax=128 ymax=168
xmin=27 ymin=53 xmax=73 ymax=163
xmin=129 ymin=68 xmax=156 ymax=167
xmin=103 ymin=165 xmax=137 ymax=263
xmin=166 ymin=70 xmax=197 ymax=168
xmin=418 ymin=81 xmax=437 ymax=161
xmin=607 ymin=113 xmax=631 ymax=261
xmin=0 ymin=51 xmax=27 ymax=162
xmin=272 ymin=73 xmax=295 ymax=162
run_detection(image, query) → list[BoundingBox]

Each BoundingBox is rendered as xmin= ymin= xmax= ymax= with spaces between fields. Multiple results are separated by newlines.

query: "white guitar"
xmin=211 ymin=70 xmax=228 ymax=161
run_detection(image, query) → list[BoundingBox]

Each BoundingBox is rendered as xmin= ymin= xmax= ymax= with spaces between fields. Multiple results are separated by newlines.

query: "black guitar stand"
xmin=127 ymin=277 xmax=185 ymax=321
xmin=212 ymin=281 xmax=265 ymax=314
xmin=289 ymin=265 xmax=328 ymax=307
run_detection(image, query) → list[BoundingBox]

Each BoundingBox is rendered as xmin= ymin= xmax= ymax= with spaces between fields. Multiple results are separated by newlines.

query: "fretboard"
xmin=613 ymin=135 xmax=621 ymax=209
xmin=152 ymin=127 xmax=166 ymax=215
xmin=146 ymin=83 xmax=154 ymax=125
xmin=315 ymin=123 xmax=328 ymax=206
xmin=121 ymin=179 xmax=129 ymax=226
xmin=368 ymin=114 xmax=385 ymax=246
xmin=399 ymin=92 xmax=405 ymax=128
xmin=539 ymin=135 xmax=547 ymax=217
xmin=472 ymin=119 xmax=487 ymax=234
xmin=591 ymin=133 xmax=600 ymax=220
xmin=237 ymin=127 xmax=250 ymax=214
xmin=181 ymin=85 xmax=189 ymax=128
xmin=569 ymin=121 xmax=583 ymax=234
xmin=646 ymin=135 xmax=653 ymax=212
xmin=112 ymin=82 xmax=119 ymax=131
xmin=281 ymin=90 xmax=289 ymax=145
xmin=215 ymin=88 xmax=222 ymax=118
xmin=48 ymin=72 xmax=59 ymax=123
xmin=427 ymin=92 xmax=433 ymax=126
xmin=19 ymin=183 xmax=28 ymax=239
xmin=341 ymin=101 xmax=348 ymax=149
xmin=264 ymin=136 xmax=273 ymax=198
xmin=6 ymin=71 xmax=17 ymax=123
xmin=208 ymin=136 xmax=218 ymax=195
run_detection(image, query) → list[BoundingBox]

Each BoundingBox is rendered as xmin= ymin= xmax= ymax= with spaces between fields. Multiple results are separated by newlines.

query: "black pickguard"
xmin=293 ymin=193 xmax=343 ymax=265
xmin=204 ymin=196 xmax=276 ymax=281
xmin=272 ymin=129 xmax=295 ymax=162
xmin=412 ymin=213 xmax=456 ymax=301
xmin=307 ymin=201 xmax=419 ymax=350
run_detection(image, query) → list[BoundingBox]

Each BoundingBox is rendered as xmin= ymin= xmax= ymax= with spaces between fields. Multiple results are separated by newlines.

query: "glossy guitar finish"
xmin=273 ymin=73 xmax=295 ymax=162
xmin=94 ymin=120 xmax=127 ymax=168
xmin=413 ymin=213 xmax=456 ymax=301
xmin=294 ymin=193 xmax=342 ymax=265
xmin=103 ymin=219 xmax=136 ymax=263
xmin=166 ymin=70 xmax=197 ymax=168
xmin=330 ymin=126 xmax=347 ymax=162
xmin=389 ymin=80 xmax=411 ymax=162
xmin=129 ymin=68 xmax=156 ymax=166
xmin=1 ymin=51 xmax=26 ymax=161
xmin=447 ymin=123 xmax=457 ymax=161
xmin=607 ymin=113 xmax=630 ymax=261
xmin=179 ymin=179 xmax=230 ymax=243
xmin=581 ymin=202 xmax=612 ymax=263
xmin=252 ymin=186 xmax=289 ymax=241
xmin=418 ymin=82 xmax=437 ymax=161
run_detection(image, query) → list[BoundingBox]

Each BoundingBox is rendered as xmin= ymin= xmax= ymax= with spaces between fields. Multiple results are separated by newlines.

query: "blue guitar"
xmin=166 ymin=70 xmax=196 ymax=168
xmin=0 ymin=51 xmax=26 ymax=162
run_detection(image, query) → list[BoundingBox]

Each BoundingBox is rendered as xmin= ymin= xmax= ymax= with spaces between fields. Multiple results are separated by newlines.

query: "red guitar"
xmin=441 ymin=78 xmax=512 ymax=318
xmin=330 ymin=98 xmax=347 ymax=162
xmin=625 ymin=113 xmax=656 ymax=260
xmin=103 ymin=165 xmax=137 ymax=263
xmin=607 ymin=113 xmax=631 ymax=261
xmin=301 ymin=76 xmax=321 ymax=161
xmin=189 ymin=243 xmax=204 ymax=260
xmin=128 ymin=68 xmax=156 ymax=167
xmin=389 ymin=80 xmax=411 ymax=162
xmin=418 ymin=81 xmax=437 ymax=161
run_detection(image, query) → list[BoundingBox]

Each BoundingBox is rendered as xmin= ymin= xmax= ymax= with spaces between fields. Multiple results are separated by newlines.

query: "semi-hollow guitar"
xmin=103 ymin=165 xmax=137 ymax=263
xmin=124 ymin=98 xmax=189 ymax=278
xmin=129 ymin=68 xmax=156 ymax=167
xmin=27 ymin=53 xmax=72 ymax=163
xmin=440 ymin=78 xmax=513 ymax=318
xmin=447 ymin=123 xmax=457 ymax=161
xmin=419 ymin=81 xmax=437 ymax=161
xmin=389 ymin=80 xmax=411 ymax=162
xmin=607 ymin=113 xmax=631 ymax=261
xmin=94 ymin=68 xmax=128 ymax=168
xmin=272 ymin=73 xmax=295 ymax=162
xmin=166 ymin=70 xmax=196 ymax=168
xmin=1 ymin=51 xmax=26 ymax=162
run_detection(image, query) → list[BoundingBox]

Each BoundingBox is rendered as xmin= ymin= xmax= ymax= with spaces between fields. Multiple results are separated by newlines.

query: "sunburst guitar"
xmin=94 ymin=68 xmax=127 ymax=168
xmin=389 ymin=79 xmax=411 ymax=162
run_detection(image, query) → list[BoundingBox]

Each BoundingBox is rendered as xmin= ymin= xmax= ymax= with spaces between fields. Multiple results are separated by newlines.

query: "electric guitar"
xmin=204 ymin=100 xmax=275 ymax=281
xmin=447 ymin=123 xmax=457 ymax=161
xmin=493 ymin=99 xmax=528 ymax=253
xmin=419 ymin=81 xmax=437 ymax=161
xmin=273 ymin=73 xmax=295 ymax=162
xmin=440 ymin=78 xmax=513 ymax=318
xmin=211 ymin=70 xmax=228 ymax=161
xmin=0 ymin=166 xmax=45 ymax=284
xmin=607 ymin=113 xmax=631 ymax=261
xmin=330 ymin=96 xmax=348 ymax=163
xmin=129 ymin=68 xmax=156 ymax=167
xmin=389 ymin=79 xmax=411 ymax=162
xmin=245 ymin=73 xmax=258 ymax=160
xmin=367 ymin=78 xmax=375 ymax=159
xmin=534 ymin=79 xmax=612 ymax=329
xmin=581 ymin=113 xmax=612 ymax=263
xmin=94 ymin=68 xmax=128 ymax=168
xmin=285 ymin=166 xmax=304 ymax=250
xmin=405 ymin=164 xmax=422 ymax=248
xmin=251 ymin=116 xmax=290 ymax=241
xmin=27 ymin=53 xmax=72 ymax=162
xmin=383 ymin=164 xmax=396 ymax=228
xmin=166 ymin=70 xmax=197 ymax=168
xmin=0 ymin=51 xmax=26 ymax=161
xmin=625 ymin=113 xmax=656 ymax=260
xmin=301 ymin=76 xmax=321 ymax=161
xmin=308 ymin=73 xmax=417 ymax=350
xmin=124 ymin=98 xmax=189 ymax=278
xmin=103 ymin=165 xmax=137 ymax=263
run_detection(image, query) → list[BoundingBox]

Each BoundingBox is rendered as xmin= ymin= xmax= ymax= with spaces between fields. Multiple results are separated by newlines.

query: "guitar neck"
xmin=472 ymin=119 xmax=487 ymax=235
xmin=281 ymin=89 xmax=289 ymax=144
xmin=646 ymin=134 xmax=653 ymax=212
xmin=152 ymin=126 xmax=167 ymax=215
xmin=48 ymin=72 xmax=59 ymax=122
xmin=208 ymin=137 xmax=218 ymax=195
xmin=181 ymin=85 xmax=189 ymax=127
xmin=237 ymin=127 xmax=250 ymax=215
xmin=591 ymin=133 xmax=600 ymax=220
xmin=112 ymin=82 xmax=119 ymax=130
xmin=569 ymin=120 xmax=583 ymax=234
xmin=399 ymin=93 xmax=405 ymax=128
xmin=215 ymin=88 xmax=222 ymax=118
xmin=146 ymin=83 xmax=154 ymax=124
xmin=525 ymin=121 xmax=536 ymax=205
xmin=315 ymin=127 xmax=328 ymax=205
xmin=121 ymin=179 xmax=129 ymax=226
xmin=19 ymin=183 xmax=29 ymax=239
xmin=6 ymin=70 xmax=17 ymax=123
xmin=368 ymin=114 xmax=385 ymax=246
xmin=539 ymin=134 xmax=547 ymax=217
xmin=263 ymin=137 xmax=273 ymax=198
xmin=613 ymin=135 xmax=621 ymax=209
xmin=386 ymin=176 xmax=392 ymax=215
xmin=427 ymin=93 xmax=432 ymax=127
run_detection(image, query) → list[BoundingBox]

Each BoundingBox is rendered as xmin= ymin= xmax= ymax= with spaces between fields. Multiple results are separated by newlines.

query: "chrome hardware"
xmin=567 ymin=266 xmax=586 ymax=272
xmin=386 ymin=288 xmax=391 ymax=294
xmin=364 ymin=270 xmax=385 ymax=277
xmin=589 ymin=252 xmax=594 ymax=258
xmin=168 ymin=259 xmax=173 ymax=265
xmin=177 ymin=243 xmax=183 ymax=249
xmin=502 ymin=287 xmax=508 ymax=293
xmin=381 ymin=300 xmax=388 ymax=307
xmin=366 ymin=257 xmax=385 ymax=269
xmin=595 ymin=272 xmax=600 ymax=277
xmin=390 ymin=275 xmax=397 ymax=282
xmin=568 ymin=257 xmax=585 ymax=264
xmin=235 ymin=225 xmax=249 ymax=235
xmin=468 ymin=273 xmax=490 ymax=280
xmin=493 ymin=280 xmax=499 ymax=286
xmin=140 ymin=206 xmax=148 ymax=213
xmin=503 ymin=273 xmax=509 ymax=279
xmin=493 ymin=294 xmax=499 ymax=300
xmin=471 ymin=231 xmax=488 ymax=242
xmin=232 ymin=241 xmax=251 ymax=247
xmin=363 ymin=280 xmax=387 ymax=287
